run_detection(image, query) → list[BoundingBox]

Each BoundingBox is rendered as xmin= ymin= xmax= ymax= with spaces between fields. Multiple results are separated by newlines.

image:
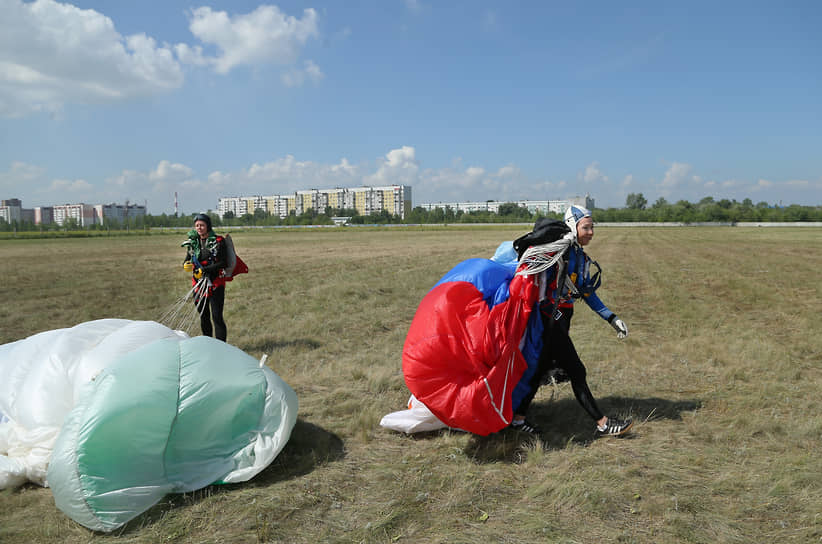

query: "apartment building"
xmin=417 ymin=195 xmax=595 ymax=215
xmin=218 ymin=185 xmax=413 ymax=220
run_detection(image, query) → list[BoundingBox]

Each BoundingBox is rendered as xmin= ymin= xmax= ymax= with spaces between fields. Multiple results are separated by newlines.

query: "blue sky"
xmin=1 ymin=0 xmax=820 ymax=215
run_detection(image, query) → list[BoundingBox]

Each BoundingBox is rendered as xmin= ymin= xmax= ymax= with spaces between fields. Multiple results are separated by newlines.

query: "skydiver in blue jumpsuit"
xmin=511 ymin=205 xmax=633 ymax=437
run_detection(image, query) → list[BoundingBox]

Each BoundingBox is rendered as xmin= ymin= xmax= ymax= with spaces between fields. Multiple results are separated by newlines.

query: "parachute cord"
xmin=157 ymin=282 xmax=198 ymax=332
xmin=484 ymin=296 xmax=523 ymax=427
xmin=483 ymin=351 xmax=515 ymax=426
xmin=157 ymin=276 xmax=211 ymax=334
xmin=515 ymin=233 xmax=574 ymax=277
xmin=193 ymin=278 xmax=209 ymax=315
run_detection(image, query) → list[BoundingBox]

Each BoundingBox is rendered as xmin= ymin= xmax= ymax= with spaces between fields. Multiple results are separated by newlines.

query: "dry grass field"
xmin=1 ymin=225 xmax=821 ymax=543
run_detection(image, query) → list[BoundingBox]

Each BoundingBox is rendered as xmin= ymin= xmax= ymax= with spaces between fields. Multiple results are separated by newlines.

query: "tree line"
xmin=1 ymin=194 xmax=820 ymax=232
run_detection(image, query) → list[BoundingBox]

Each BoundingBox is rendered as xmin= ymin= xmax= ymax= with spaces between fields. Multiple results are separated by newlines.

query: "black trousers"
xmin=516 ymin=307 xmax=604 ymax=422
xmin=197 ymin=285 xmax=226 ymax=341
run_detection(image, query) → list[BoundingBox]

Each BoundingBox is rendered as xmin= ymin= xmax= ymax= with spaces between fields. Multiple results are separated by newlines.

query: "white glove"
xmin=610 ymin=317 xmax=628 ymax=339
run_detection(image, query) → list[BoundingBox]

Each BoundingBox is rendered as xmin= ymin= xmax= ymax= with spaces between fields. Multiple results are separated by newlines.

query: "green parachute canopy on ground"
xmin=0 ymin=320 xmax=298 ymax=532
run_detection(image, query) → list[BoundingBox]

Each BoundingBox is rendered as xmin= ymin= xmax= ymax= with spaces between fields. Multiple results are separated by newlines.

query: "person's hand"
xmin=183 ymin=261 xmax=194 ymax=272
xmin=193 ymin=268 xmax=204 ymax=280
xmin=610 ymin=317 xmax=628 ymax=339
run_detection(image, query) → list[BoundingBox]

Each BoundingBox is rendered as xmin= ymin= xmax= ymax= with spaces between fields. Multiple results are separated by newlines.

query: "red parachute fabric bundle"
xmin=402 ymin=260 xmax=538 ymax=436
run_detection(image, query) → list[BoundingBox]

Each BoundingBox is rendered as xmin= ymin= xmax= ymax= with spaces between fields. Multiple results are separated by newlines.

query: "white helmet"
xmin=564 ymin=205 xmax=592 ymax=241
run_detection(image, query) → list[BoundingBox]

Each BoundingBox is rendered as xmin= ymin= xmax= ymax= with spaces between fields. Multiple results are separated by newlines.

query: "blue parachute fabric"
xmin=432 ymin=258 xmax=514 ymax=309
xmin=489 ymin=240 xmax=545 ymax=412
xmin=512 ymin=307 xmax=544 ymax=412
xmin=490 ymin=241 xmax=519 ymax=268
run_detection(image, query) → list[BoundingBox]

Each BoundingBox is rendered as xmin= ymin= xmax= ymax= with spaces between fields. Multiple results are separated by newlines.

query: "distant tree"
xmin=223 ymin=210 xmax=235 ymax=220
xmin=497 ymin=202 xmax=519 ymax=216
xmin=443 ymin=205 xmax=456 ymax=223
xmin=626 ymin=193 xmax=647 ymax=210
xmin=370 ymin=209 xmax=393 ymax=223
xmin=253 ymin=208 xmax=268 ymax=222
xmin=497 ymin=202 xmax=532 ymax=221
xmin=405 ymin=206 xmax=429 ymax=224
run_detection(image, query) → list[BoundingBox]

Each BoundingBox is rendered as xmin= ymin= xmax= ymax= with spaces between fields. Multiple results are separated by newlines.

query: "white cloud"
xmin=404 ymin=0 xmax=423 ymax=14
xmin=660 ymin=161 xmax=694 ymax=189
xmin=98 ymin=160 xmax=200 ymax=211
xmin=173 ymin=43 xmax=209 ymax=67
xmin=0 ymin=2 xmax=322 ymax=117
xmin=49 ymin=178 xmax=93 ymax=193
xmin=482 ymin=10 xmax=498 ymax=31
xmin=282 ymin=60 xmax=324 ymax=87
xmin=0 ymin=161 xmax=47 ymax=191
xmin=581 ymin=162 xmax=608 ymax=183
xmin=494 ymin=164 xmax=519 ymax=178
xmin=385 ymin=146 xmax=418 ymax=168
xmin=331 ymin=158 xmax=356 ymax=176
xmin=150 ymin=160 xmax=194 ymax=182
xmin=11 ymin=150 xmax=817 ymax=217
xmin=185 ymin=6 xmax=319 ymax=74
xmin=0 ymin=161 xmax=98 ymax=206
xmin=0 ymin=0 xmax=183 ymax=117
xmin=786 ymin=179 xmax=809 ymax=188
xmin=412 ymin=160 xmax=529 ymax=203
xmin=364 ymin=146 xmax=421 ymax=186
xmin=199 ymin=155 xmax=365 ymax=204
xmin=465 ymin=166 xmax=485 ymax=178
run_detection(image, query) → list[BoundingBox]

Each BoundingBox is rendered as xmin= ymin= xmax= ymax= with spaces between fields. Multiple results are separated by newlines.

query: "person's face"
xmin=194 ymin=220 xmax=209 ymax=237
xmin=576 ymin=217 xmax=594 ymax=246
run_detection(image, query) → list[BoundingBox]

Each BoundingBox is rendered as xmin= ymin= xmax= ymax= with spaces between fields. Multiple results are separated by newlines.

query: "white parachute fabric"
xmin=0 ymin=319 xmax=187 ymax=488
xmin=0 ymin=320 xmax=298 ymax=532
xmin=379 ymin=395 xmax=449 ymax=434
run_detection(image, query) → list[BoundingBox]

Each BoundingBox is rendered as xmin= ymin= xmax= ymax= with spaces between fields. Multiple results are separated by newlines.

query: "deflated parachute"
xmin=400 ymin=258 xmax=540 ymax=436
xmin=0 ymin=319 xmax=187 ymax=489
xmin=0 ymin=319 xmax=298 ymax=532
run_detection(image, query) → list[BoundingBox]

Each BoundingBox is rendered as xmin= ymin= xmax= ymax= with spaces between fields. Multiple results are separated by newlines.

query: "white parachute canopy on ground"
xmin=379 ymin=395 xmax=449 ymax=434
xmin=0 ymin=319 xmax=298 ymax=532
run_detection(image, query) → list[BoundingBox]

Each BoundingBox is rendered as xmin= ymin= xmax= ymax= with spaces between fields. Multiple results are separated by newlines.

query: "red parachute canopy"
xmin=402 ymin=260 xmax=538 ymax=436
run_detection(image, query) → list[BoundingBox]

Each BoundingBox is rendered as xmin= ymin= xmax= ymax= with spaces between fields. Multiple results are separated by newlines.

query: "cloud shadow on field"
xmin=464 ymin=396 xmax=702 ymax=464
xmin=117 ymin=420 xmax=343 ymax=534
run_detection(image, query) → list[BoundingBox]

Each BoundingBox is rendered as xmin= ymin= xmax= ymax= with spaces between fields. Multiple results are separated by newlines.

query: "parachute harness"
xmin=516 ymin=233 xmax=603 ymax=300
